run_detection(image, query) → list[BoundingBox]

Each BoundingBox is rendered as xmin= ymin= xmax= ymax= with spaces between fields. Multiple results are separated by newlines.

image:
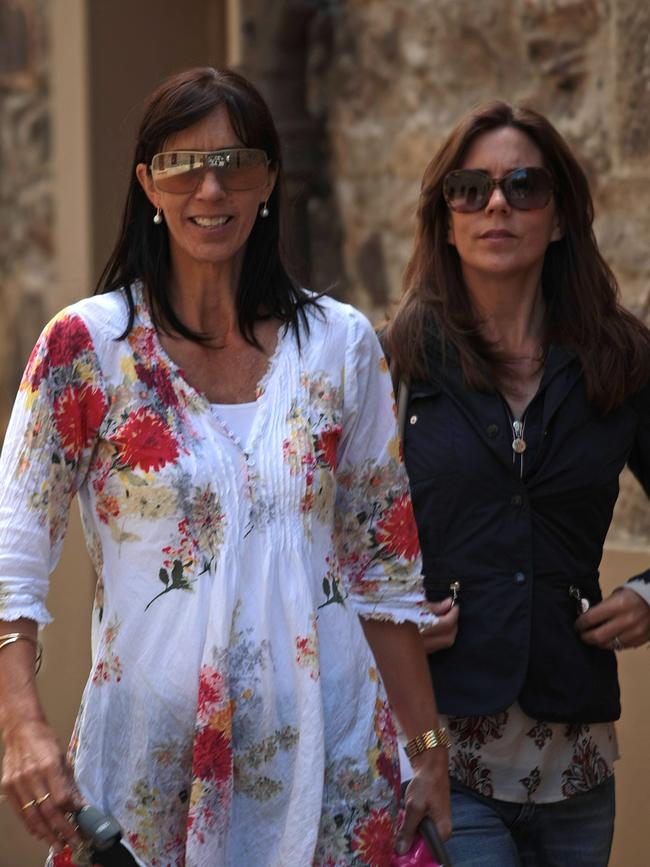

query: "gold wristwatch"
xmin=404 ymin=727 xmax=451 ymax=760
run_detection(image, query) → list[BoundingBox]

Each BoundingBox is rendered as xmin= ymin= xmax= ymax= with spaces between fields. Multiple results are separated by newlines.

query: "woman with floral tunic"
xmin=0 ymin=68 xmax=450 ymax=866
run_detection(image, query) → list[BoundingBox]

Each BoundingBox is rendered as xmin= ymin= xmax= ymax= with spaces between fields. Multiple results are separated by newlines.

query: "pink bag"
xmin=389 ymin=835 xmax=441 ymax=867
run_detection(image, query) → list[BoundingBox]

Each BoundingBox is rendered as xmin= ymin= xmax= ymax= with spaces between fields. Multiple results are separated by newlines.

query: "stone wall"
xmin=1 ymin=0 xmax=648 ymax=545
xmin=306 ymin=0 xmax=650 ymax=546
xmin=0 ymin=0 xmax=50 ymax=439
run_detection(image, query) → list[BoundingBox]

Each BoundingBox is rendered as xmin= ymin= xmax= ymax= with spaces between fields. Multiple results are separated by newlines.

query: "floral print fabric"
xmin=0 ymin=287 xmax=434 ymax=867
xmin=441 ymin=701 xmax=617 ymax=804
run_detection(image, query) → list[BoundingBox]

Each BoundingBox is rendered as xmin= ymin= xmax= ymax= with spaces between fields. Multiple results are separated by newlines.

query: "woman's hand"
xmin=419 ymin=598 xmax=459 ymax=653
xmin=576 ymin=587 xmax=650 ymax=651
xmin=360 ymin=619 xmax=452 ymax=856
xmin=1 ymin=718 xmax=84 ymax=851
xmin=395 ymin=747 xmax=451 ymax=855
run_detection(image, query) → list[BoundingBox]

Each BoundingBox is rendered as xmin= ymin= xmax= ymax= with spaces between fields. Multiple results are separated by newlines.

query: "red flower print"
xmin=315 ymin=425 xmax=342 ymax=471
xmin=128 ymin=832 xmax=143 ymax=854
xmin=375 ymin=494 xmax=420 ymax=562
xmin=375 ymin=700 xmax=397 ymax=745
xmin=561 ymin=739 xmax=610 ymax=797
xmin=377 ymin=751 xmax=400 ymax=801
xmin=448 ymin=712 xmax=508 ymax=749
xmin=47 ymin=315 xmax=93 ymax=368
xmin=450 ymin=750 xmax=494 ymax=796
xmin=135 ymin=362 xmax=178 ymax=409
xmin=519 ymin=766 xmax=542 ymax=799
xmin=526 ymin=721 xmax=553 ymax=750
xmin=54 ymin=383 xmax=107 ymax=460
xmin=52 ymin=848 xmax=75 ymax=867
xmin=52 ymin=847 xmax=102 ymax=867
xmin=351 ymin=807 xmax=394 ymax=867
xmin=192 ymin=726 xmax=232 ymax=783
xmin=197 ymin=667 xmax=224 ymax=717
xmin=114 ymin=407 xmax=179 ymax=472
xmin=23 ymin=343 xmax=49 ymax=392
xmin=564 ymin=722 xmax=590 ymax=740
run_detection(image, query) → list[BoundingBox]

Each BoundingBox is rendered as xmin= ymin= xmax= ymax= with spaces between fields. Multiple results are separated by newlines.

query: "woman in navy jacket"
xmin=385 ymin=102 xmax=650 ymax=867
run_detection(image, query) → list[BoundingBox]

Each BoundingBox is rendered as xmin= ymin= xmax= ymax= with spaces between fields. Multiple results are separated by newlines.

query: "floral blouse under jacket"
xmin=0 ymin=288 xmax=434 ymax=867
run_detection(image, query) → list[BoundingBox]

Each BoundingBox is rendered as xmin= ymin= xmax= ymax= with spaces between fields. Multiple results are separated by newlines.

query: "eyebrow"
xmin=463 ymin=166 xmax=527 ymax=173
xmin=163 ymin=146 xmax=245 ymax=153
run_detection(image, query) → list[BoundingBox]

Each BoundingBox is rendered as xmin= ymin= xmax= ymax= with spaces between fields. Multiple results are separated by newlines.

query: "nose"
xmin=485 ymin=181 xmax=510 ymax=212
xmin=194 ymin=168 xmax=227 ymax=198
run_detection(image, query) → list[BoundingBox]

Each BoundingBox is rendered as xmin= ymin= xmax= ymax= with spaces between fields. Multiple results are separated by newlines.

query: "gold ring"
xmin=35 ymin=792 xmax=51 ymax=807
xmin=21 ymin=799 xmax=37 ymax=811
xmin=612 ymin=635 xmax=625 ymax=652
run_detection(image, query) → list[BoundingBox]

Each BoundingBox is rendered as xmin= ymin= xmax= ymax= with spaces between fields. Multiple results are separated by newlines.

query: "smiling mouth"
xmin=190 ymin=216 xmax=233 ymax=228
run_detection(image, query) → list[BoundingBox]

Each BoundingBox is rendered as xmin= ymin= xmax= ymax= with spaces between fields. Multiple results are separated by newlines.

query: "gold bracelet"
xmin=404 ymin=726 xmax=451 ymax=760
xmin=0 ymin=633 xmax=43 ymax=674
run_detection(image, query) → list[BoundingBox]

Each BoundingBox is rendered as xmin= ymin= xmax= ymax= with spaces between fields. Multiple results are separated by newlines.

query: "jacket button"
xmin=486 ymin=424 xmax=499 ymax=438
xmin=410 ymin=415 xmax=418 ymax=425
xmin=514 ymin=571 xmax=526 ymax=585
xmin=510 ymin=494 xmax=523 ymax=507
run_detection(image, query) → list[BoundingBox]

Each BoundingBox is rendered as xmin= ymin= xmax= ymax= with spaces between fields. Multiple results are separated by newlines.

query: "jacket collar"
xmin=415 ymin=339 xmax=581 ymax=474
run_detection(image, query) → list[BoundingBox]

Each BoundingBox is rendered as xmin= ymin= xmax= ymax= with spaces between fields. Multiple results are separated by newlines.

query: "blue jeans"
xmin=445 ymin=776 xmax=615 ymax=867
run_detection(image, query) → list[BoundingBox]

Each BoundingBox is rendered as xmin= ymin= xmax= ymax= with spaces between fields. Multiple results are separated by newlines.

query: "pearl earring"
xmin=153 ymin=207 xmax=163 ymax=225
xmin=259 ymin=202 xmax=270 ymax=218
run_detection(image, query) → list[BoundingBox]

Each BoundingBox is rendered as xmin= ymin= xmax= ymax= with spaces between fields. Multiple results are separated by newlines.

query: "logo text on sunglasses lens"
xmin=205 ymin=152 xmax=231 ymax=168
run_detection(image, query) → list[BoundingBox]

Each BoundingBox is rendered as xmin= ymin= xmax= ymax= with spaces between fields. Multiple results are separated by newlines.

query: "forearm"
xmin=361 ymin=617 xmax=441 ymax=738
xmin=0 ymin=618 xmax=46 ymax=739
xmin=362 ymin=617 xmax=452 ymax=847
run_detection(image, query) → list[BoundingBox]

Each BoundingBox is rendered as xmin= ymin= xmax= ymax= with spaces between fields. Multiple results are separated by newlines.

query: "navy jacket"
xmin=403 ymin=342 xmax=650 ymax=723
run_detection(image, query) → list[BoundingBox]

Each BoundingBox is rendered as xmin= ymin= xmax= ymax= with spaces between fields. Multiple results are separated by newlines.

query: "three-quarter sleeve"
xmin=0 ymin=310 xmax=108 ymax=623
xmin=333 ymin=311 xmax=435 ymax=626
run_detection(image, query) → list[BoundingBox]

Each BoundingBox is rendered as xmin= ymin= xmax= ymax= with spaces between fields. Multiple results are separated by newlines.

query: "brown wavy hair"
xmin=385 ymin=101 xmax=650 ymax=412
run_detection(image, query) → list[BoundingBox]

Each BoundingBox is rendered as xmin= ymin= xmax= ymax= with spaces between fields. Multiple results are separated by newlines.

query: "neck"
xmin=466 ymin=271 xmax=546 ymax=355
xmin=168 ymin=250 xmax=245 ymax=342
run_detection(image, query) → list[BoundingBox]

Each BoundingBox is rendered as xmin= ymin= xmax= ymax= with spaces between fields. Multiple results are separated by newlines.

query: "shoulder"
xmin=58 ymin=290 xmax=130 ymax=340
xmin=303 ymin=293 xmax=378 ymax=350
xmin=30 ymin=290 xmax=132 ymax=375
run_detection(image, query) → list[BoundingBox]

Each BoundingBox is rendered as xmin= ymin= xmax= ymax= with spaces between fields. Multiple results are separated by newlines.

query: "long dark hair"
xmin=96 ymin=66 xmax=317 ymax=345
xmin=385 ymin=101 xmax=650 ymax=412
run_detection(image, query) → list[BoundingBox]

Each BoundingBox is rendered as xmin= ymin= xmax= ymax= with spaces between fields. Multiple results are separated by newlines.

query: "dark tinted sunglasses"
xmin=443 ymin=167 xmax=554 ymax=213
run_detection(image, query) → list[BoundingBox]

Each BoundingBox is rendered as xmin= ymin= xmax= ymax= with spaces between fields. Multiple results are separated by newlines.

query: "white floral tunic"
xmin=0 ymin=287 xmax=435 ymax=867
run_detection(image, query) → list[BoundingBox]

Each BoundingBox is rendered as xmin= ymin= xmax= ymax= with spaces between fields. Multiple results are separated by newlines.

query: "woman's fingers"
xmin=1 ymin=721 xmax=83 ymax=846
xmin=12 ymin=779 xmax=63 ymax=845
xmin=420 ymin=599 xmax=459 ymax=652
xmin=395 ymin=790 xmax=424 ymax=855
xmin=426 ymin=598 xmax=454 ymax=617
xmin=7 ymin=760 xmax=82 ymax=846
xmin=395 ymin=752 xmax=451 ymax=854
xmin=396 ymin=788 xmax=452 ymax=855
xmin=35 ymin=757 xmax=83 ymax=845
xmin=576 ymin=587 xmax=650 ymax=649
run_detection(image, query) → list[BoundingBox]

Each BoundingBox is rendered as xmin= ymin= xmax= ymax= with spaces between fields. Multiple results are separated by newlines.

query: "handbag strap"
xmin=389 ymin=358 xmax=409 ymax=441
